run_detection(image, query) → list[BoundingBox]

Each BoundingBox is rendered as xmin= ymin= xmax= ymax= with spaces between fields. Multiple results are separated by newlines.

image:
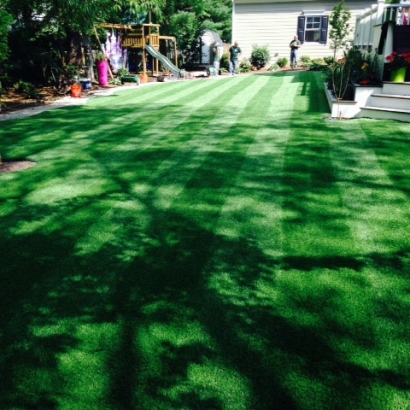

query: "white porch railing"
xmin=354 ymin=0 xmax=410 ymax=52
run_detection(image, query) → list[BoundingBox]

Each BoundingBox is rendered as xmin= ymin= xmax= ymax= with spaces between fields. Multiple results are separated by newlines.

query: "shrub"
xmin=110 ymin=78 xmax=122 ymax=86
xmin=308 ymin=58 xmax=327 ymax=71
xmin=299 ymin=55 xmax=312 ymax=67
xmin=324 ymin=56 xmax=335 ymax=65
xmin=238 ymin=59 xmax=252 ymax=73
xmin=116 ymin=68 xmax=129 ymax=77
xmin=13 ymin=80 xmax=41 ymax=99
xmin=276 ymin=57 xmax=288 ymax=68
xmin=220 ymin=53 xmax=230 ymax=71
xmin=312 ymin=58 xmax=325 ymax=65
xmin=268 ymin=63 xmax=279 ymax=72
xmin=250 ymin=45 xmax=271 ymax=69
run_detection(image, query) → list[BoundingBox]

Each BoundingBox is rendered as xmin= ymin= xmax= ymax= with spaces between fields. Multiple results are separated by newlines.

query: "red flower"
xmin=386 ymin=52 xmax=410 ymax=69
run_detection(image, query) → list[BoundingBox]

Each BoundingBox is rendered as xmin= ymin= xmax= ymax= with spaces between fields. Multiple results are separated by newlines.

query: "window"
xmin=297 ymin=15 xmax=329 ymax=44
xmin=305 ymin=17 xmax=321 ymax=42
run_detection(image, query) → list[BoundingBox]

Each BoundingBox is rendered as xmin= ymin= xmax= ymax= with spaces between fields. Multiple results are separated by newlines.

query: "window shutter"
xmin=297 ymin=16 xmax=305 ymax=43
xmin=320 ymin=16 xmax=328 ymax=44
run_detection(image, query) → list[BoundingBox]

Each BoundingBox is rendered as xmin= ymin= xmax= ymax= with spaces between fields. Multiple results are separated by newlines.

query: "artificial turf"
xmin=0 ymin=71 xmax=409 ymax=409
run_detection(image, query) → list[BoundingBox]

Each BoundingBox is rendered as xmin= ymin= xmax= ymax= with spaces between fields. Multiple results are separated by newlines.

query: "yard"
xmin=1 ymin=71 xmax=409 ymax=410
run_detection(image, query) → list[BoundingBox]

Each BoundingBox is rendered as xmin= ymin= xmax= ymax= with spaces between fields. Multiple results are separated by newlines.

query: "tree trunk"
xmin=67 ymin=29 xmax=83 ymax=67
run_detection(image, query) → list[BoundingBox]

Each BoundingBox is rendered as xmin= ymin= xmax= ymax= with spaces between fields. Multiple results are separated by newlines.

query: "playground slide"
xmin=145 ymin=45 xmax=184 ymax=78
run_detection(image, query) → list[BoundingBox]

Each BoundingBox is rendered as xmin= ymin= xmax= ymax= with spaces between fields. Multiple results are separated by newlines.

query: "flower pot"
xmin=390 ymin=67 xmax=407 ymax=83
xmin=97 ymin=61 xmax=109 ymax=86
xmin=139 ymin=74 xmax=148 ymax=84
xmin=71 ymin=83 xmax=82 ymax=98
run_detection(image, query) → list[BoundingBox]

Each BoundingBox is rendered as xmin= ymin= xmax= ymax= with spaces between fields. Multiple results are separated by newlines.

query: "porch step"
xmin=381 ymin=82 xmax=410 ymax=96
xmin=368 ymin=93 xmax=410 ymax=110
xmin=359 ymin=106 xmax=410 ymax=122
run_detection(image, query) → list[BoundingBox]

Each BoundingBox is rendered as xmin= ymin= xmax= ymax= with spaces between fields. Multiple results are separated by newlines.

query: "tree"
xmin=0 ymin=4 xmax=13 ymax=63
xmin=160 ymin=0 xmax=232 ymax=64
xmin=329 ymin=0 xmax=352 ymax=59
xmin=166 ymin=11 xmax=202 ymax=65
xmin=2 ymin=0 xmax=231 ymax=82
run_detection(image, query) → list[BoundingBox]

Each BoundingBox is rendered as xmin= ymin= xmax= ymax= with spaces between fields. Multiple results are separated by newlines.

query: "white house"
xmin=232 ymin=0 xmax=371 ymax=63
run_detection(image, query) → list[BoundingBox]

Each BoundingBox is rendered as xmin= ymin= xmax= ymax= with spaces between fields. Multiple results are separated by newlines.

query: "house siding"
xmin=233 ymin=0 xmax=370 ymax=64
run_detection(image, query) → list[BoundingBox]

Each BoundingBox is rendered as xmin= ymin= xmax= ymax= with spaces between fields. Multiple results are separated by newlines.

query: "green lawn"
xmin=1 ymin=71 xmax=410 ymax=410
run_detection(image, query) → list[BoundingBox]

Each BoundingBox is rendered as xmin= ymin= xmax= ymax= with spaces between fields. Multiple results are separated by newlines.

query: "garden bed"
xmin=324 ymin=83 xmax=383 ymax=119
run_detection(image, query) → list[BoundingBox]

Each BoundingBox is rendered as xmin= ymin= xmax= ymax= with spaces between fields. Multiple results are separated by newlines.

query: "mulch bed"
xmin=0 ymin=161 xmax=37 ymax=174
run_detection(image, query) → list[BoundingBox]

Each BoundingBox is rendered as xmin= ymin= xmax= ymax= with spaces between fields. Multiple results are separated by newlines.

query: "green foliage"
xmin=238 ymin=59 xmax=252 ymax=73
xmin=299 ymin=56 xmax=326 ymax=70
xmin=13 ymin=80 xmax=41 ymax=99
xmin=109 ymin=77 xmax=122 ymax=86
xmin=299 ymin=55 xmax=312 ymax=67
xmin=249 ymin=45 xmax=271 ymax=69
xmin=329 ymin=1 xmax=353 ymax=58
xmin=0 ymin=8 xmax=13 ymax=63
xmin=268 ymin=63 xmax=279 ymax=72
xmin=324 ymin=56 xmax=336 ymax=65
xmin=312 ymin=58 xmax=324 ymax=65
xmin=116 ymin=67 xmax=129 ymax=77
xmin=95 ymin=52 xmax=106 ymax=63
xmin=167 ymin=11 xmax=202 ymax=64
xmin=220 ymin=53 xmax=230 ymax=71
xmin=3 ymin=0 xmax=232 ymax=83
xmin=161 ymin=0 xmax=232 ymax=42
xmin=325 ymin=46 xmax=378 ymax=99
xmin=276 ymin=57 xmax=288 ymax=68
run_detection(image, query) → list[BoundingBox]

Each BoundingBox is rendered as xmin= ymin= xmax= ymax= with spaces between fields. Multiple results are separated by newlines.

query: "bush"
xmin=308 ymin=58 xmax=327 ymax=71
xmin=110 ymin=78 xmax=122 ymax=86
xmin=220 ymin=53 xmax=230 ymax=71
xmin=13 ymin=80 xmax=41 ymax=99
xmin=116 ymin=68 xmax=129 ymax=77
xmin=276 ymin=57 xmax=288 ymax=68
xmin=299 ymin=55 xmax=312 ymax=67
xmin=238 ymin=59 xmax=252 ymax=73
xmin=310 ymin=63 xmax=328 ymax=71
xmin=268 ymin=64 xmax=279 ymax=72
xmin=250 ymin=45 xmax=271 ymax=69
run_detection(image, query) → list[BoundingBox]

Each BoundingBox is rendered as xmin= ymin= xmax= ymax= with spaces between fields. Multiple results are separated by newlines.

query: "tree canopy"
xmin=0 ymin=0 xmax=232 ymax=85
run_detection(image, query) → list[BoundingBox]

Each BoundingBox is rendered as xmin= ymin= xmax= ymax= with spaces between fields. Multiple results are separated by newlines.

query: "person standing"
xmin=289 ymin=35 xmax=301 ymax=68
xmin=229 ymin=42 xmax=242 ymax=75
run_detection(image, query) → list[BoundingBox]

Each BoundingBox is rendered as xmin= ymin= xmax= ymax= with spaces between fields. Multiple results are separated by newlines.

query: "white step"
xmin=359 ymin=106 xmax=410 ymax=122
xmin=368 ymin=93 xmax=410 ymax=110
xmin=382 ymin=82 xmax=410 ymax=96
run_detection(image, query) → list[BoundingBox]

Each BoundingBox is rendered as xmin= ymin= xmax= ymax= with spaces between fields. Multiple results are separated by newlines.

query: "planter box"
xmin=121 ymin=75 xmax=140 ymax=84
xmin=324 ymin=84 xmax=382 ymax=119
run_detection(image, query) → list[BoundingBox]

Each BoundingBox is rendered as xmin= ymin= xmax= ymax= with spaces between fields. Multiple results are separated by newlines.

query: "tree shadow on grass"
xmin=1 ymin=183 xmax=410 ymax=410
xmin=1 ymin=76 xmax=410 ymax=409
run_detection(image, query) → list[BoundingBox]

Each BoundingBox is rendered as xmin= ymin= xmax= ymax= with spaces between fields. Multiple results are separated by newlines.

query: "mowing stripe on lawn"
xmin=75 ymin=76 xmax=275 ymax=255
xmin=329 ymin=120 xmax=410 ymax=255
xmin=210 ymin=74 xmax=299 ymax=259
xmin=167 ymin=75 xmax=280 ymax=223
xmin=280 ymin=72 xmax=354 ymax=258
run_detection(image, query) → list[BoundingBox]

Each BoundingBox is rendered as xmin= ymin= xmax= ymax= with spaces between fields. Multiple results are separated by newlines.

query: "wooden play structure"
xmin=99 ymin=19 xmax=179 ymax=78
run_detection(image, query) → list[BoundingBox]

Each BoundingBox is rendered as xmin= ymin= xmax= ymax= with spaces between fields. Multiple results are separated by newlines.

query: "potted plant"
xmin=385 ymin=52 xmax=410 ymax=82
xmin=117 ymin=67 xmax=139 ymax=85
xmin=95 ymin=52 xmax=109 ymax=86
